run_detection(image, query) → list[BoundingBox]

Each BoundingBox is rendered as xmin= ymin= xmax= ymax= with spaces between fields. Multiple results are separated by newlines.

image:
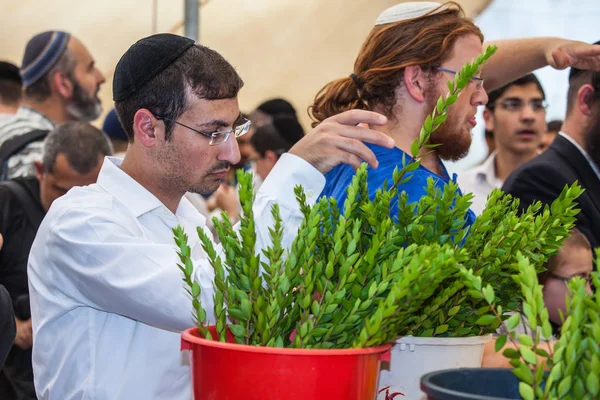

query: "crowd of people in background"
xmin=0 ymin=1 xmax=598 ymax=399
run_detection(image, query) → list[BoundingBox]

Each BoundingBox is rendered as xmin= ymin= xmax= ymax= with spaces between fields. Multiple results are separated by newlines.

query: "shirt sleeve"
xmin=250 ymin=153 xmax=325 ymax=250
xmin=30 ymin=153 xmax=326 ymax=333
xmin=37 ymin=209 xmax=201 ymax=332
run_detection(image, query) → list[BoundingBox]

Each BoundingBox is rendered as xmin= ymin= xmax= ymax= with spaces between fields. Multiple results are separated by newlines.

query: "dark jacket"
xmin=0 ymin=285 xmax=15 ymax=369
xmin=502 ymin=134 xmax=600 ymax=249
xmin=0 ymin=177 xmax=44 ymax=399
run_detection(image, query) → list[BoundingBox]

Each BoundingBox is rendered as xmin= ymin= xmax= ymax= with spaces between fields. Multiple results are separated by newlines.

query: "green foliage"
xmin=173 ymin=45 xmax=577 ymax=351
xmin=473 ymin=249 xmax=600 ymax=399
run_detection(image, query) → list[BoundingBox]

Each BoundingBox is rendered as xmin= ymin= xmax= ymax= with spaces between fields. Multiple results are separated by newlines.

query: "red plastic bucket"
xmin=181 ymin=326 xmax=391 ymax=400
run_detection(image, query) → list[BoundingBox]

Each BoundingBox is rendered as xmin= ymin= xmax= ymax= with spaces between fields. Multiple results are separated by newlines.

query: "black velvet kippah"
xmin=257 ymin=98 xmax=297 ymax=118
xmin=0 ymin=61 xmax=21 ymax=84
xmin=272 ymin=115 xmax=304 ymax=145
xmin=568 ymin=40 xmax=600 ymax=81
xmin=113 ymin=33 xmax=195 ymax=102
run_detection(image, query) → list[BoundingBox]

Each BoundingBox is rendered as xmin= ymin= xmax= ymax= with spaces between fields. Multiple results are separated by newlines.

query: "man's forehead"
xmin=69 ymin=37 xmax=94 ymax=66
xmin=446 ymin=35 xmax=484 ymax=65
xmin=498 ymin=83 xmax=544 ymax=100
xmin=183 ymin=97 xmax=240 ymax=123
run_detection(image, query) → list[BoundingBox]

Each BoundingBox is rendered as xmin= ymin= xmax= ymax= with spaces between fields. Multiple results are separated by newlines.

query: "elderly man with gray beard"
xmin=0 ymin=31 xmax=105 ymax=180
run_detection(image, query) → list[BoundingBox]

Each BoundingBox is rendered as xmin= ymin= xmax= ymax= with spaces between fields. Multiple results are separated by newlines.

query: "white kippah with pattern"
xmin=375 ymin=2 xmax=448 ymax=26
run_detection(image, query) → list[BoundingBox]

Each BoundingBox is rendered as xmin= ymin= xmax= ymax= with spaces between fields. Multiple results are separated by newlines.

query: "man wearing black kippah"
xmin=252 ymin=115 xmax=305 ymax=181
xmin=504 ymin=40 xmax=600 ymax=249
xmin=27 ymin=33 xmax=395 ymax=399
xmin=0 ymin=31 xmax=105 ymax=180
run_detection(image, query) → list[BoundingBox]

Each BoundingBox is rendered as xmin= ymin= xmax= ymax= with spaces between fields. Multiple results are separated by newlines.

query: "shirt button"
xmin=306 ymin=190 xmax=315 ymax=198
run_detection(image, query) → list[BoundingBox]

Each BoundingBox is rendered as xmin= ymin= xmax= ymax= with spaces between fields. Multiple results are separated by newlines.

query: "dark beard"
xmin=66 ymin=78 xmax=102 ymax=122
xmin=425 ymin=88 xmax=472 ymax=162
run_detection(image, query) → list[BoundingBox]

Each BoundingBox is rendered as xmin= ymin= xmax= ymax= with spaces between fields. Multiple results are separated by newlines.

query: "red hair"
xmin=309 ymin=2 xmax=483 ymax=127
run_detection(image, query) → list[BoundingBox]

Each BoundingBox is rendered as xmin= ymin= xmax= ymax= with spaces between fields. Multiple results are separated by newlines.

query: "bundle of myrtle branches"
xmin=173 ymin=44 xmax=581 ymax=349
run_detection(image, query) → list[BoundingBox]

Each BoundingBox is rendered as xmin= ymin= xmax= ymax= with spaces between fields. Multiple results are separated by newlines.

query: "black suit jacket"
xmin=502 ymin=134 xmax=600 ymax=249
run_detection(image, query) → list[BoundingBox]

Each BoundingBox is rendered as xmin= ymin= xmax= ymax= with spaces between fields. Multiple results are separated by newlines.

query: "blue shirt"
xmin=321 ymin=143 xmax=476 ymax=227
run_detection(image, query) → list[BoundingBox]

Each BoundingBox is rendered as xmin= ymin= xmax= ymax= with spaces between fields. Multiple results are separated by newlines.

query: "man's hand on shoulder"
xmin=289 ymin=110 xmax=395 ymax=174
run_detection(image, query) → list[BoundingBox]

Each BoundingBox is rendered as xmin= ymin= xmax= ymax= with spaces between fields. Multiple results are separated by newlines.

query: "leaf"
xmin=448 ymin=306 xmax=461 ymax=317
xmin=325 ymin=262 xmax=334 ymax=279
xmin=433 ymin=114 xmax=448 ymax=126
xmin=436 ymin=96 xmax=445 ymax=114
xmin=483 ymin=285 xmax=495 ymax=304
xmin=435 ymin=325 xmax=449 ymax=335
xmin=311 ymin=300 xmax=320 ymax=316
xmin=506 ymin=313 xmax=521 ymax=331
xmin=228 ymin=324 xmax=245 ymax=338
xmin=503 ymin=348 xmax=520 ymax=359
xmin=410 ymin=140 xmax=420 ymax=157
xmin=191 ymin=281 xmax=201 ymax=297
xmin=424 ymin=115 xmax=433 ymax=132
xmin=446 ymin=94 xmax=458 ymax=105
xmin=495 ymin=335 xmax=507 ymax=352
xmin=587 ymin=373 xmax=599 ymax=396
xmin=513 ymin=364 xmax=534 ymax=385
xmin=519 ymin=345 xmax=538 ymax=365
xmin=517 ymin=334 xmax=534 ymax=347
xmin=518 ymin=382 xmax=534 ymax=400
xmin=558 ymin=376 xmax=572 ymax=398
xmin=475 ymin=314 xmax=496 ymax=326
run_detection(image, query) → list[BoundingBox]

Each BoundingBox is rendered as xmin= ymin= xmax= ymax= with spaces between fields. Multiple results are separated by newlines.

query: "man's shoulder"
xmin=46 ymin=185 xmax=124 ymax=226
xmin=506 ymin=150 xmax=571 ymax=186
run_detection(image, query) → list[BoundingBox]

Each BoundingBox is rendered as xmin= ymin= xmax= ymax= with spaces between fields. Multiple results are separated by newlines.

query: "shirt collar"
xmin=96 ymin=157 xmax=203 ymax=222
xmin=472 ymin=152 xmax=501 ymax=186
xmin=558 ymin=131 xmax=600 ymax=180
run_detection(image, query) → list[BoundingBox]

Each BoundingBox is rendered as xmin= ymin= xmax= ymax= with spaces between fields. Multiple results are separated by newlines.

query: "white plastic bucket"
xmin=377 ymin=335 xmax=492 ymax=400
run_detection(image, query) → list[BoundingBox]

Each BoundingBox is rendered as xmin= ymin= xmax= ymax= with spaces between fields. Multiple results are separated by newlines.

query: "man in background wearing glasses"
xmin=504 ymin=45 xmax=600 ymax=249
xmin=458 ymin=73 xmax=547 ymax=215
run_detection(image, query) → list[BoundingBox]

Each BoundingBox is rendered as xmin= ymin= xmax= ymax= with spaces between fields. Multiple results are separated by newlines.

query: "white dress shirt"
xmin=28 ymin=154 xmax=325 ymax=400
xmin=457 ymin=152 xmax=503 ymax=215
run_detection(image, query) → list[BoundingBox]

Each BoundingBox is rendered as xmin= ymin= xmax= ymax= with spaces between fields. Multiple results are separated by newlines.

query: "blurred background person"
xmin=0 ymin=62 xmax=22 ymax=123
xmin=0 ymin=31 xmax=105 ymax=180
xmin=503 ymin=54 xmax=600 ymax=249
xmin=251 ymin=114 xmax=305 ymax=182
xmin=540 ymin=119 xmax=562 ymax=151
xmin=102 ymin=108 xmax=128 ymax=157
xmin=459 ymin=74 xmax=547 ymax=214
xmin=0 ymin=122 xmax=111 ymax=399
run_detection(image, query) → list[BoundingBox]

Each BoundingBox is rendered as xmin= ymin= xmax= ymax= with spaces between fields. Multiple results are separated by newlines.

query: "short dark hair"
xmin=484 ymin=73 xmax=546 ymax=138
xmin=24 ymin=48 xmax=76 ymax=102
xmin=0 ymin=80 xmax=22 ymax=107
xmin=251 ymin=115 xmax=304 ymax=157
xmin=566 ymin=70 xmax=600 ymax=116
xmin=486 ymin=73 xmax=546 ymax=110
xmin=547 ymin=119 xmax=563 ymax=132
xmin=115 ymin=44 xmax=244 ymax=142
xmin=42 ymin=122 xmax=113 ymax=174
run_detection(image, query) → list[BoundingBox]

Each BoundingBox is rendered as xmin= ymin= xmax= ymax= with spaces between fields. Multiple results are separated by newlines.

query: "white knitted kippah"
xmin=375 ymin=2 xmax=448 ymax=25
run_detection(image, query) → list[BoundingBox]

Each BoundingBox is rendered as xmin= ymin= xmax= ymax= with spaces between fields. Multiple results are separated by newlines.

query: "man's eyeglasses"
xmin=437 ymin=67 xmax=484 ymax=90
xmin=490 ymin=98 xmax=548 ymax=113
xmin=548 ymin=272 xmax=593 ymax=285
xmin=154 ymin=114 xmax=251 ymax=146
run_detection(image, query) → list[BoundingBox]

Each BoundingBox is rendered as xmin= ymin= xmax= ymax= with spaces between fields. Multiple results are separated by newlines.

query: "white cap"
xmin=375 ymin=2 xmax=448 ymax=26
